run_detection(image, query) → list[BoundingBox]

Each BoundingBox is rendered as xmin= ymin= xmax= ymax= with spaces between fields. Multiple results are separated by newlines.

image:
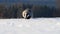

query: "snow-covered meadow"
xmin=0 ymin=18 xmax=60 ymax=34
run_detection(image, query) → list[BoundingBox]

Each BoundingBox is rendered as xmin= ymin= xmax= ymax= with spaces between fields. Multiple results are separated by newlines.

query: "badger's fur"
xmin=22 ymin=9 xmax=31 ymax=19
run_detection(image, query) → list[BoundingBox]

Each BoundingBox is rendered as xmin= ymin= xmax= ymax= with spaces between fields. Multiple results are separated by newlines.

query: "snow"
xmin=0 ymin=18 xmax=60 ymax=34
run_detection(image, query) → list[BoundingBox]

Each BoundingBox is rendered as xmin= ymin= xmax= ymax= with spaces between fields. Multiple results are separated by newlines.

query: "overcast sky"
xmin=0 ymin=0 xmax=55 ymax=3
xmin=0 ymin=0 xmax=56 ymax=7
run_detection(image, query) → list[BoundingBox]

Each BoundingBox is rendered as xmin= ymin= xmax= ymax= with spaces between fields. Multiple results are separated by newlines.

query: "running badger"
xmin=22 ymin=8 xmax=32 ymax=19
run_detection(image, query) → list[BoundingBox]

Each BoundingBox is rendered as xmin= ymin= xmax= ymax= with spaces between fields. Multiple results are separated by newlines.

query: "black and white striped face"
xmin=22 ymin=9 xmax=31 ymax=19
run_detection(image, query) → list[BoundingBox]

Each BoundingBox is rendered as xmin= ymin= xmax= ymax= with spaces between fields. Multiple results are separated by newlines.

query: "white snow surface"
xmin=0 ymin=18 xmax=60 ymax=34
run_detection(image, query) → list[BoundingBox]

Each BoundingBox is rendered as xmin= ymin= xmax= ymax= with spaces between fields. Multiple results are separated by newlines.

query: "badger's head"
xmin=22 ymin=9 xmax=31 ymax=19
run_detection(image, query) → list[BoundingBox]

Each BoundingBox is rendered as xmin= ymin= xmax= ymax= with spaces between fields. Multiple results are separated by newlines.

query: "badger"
xmin=22 ymin=8 xmax=32 ymax=19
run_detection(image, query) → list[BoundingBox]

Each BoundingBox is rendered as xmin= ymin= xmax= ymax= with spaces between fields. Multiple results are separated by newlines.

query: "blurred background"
xmin=0 ymin=0 xmax=59 ymax=18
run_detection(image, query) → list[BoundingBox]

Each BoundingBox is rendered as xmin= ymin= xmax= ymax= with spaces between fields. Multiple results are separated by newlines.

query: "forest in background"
xmin=0 ymin=3 xmax=59 ymax=18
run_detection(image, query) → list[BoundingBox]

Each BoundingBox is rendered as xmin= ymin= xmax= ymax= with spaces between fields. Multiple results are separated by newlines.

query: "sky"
xmin=0 ymin=0 xmax=56 ymax=7
xmin=0 ymin=0 xmax=55 ymax=4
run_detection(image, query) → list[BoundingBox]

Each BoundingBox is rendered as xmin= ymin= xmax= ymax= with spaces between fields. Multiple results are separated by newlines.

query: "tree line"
xmin=0 ymin=3 xmax=59 ymax=18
